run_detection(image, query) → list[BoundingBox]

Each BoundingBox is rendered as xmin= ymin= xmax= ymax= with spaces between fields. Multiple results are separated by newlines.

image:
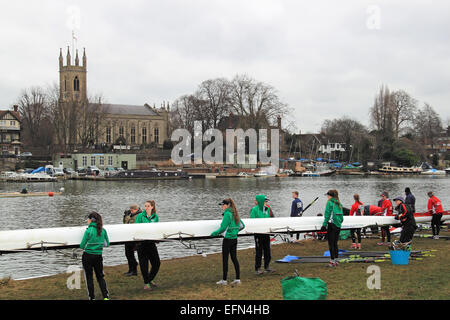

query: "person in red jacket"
xmin=349 ymin=194 xmax=364 ymax=249
xmin=378 ymin=191 xmax=393 ymax=245
xmin=427 ymin=192 xmax=444 ymax=239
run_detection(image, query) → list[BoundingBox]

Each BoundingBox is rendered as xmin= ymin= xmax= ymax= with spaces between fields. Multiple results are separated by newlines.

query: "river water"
xmin=0 ymin=175 xmax=448 ymax=280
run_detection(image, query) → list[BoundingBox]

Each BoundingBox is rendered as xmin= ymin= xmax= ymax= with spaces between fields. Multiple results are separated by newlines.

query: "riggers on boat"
xmin=1 ymin=211 xmax=449 ymax=253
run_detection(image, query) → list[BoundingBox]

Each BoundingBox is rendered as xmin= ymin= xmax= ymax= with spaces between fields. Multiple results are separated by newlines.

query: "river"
xmin=0 ymin=175 xmax=448 ymax=279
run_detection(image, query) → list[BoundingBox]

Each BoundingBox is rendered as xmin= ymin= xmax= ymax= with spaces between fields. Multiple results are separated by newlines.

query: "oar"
xmin=302 ymin=197 xmax=319 ymax=214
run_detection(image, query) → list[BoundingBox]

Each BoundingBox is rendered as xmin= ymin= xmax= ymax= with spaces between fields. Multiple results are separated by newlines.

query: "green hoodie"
xmin=211 ymin=208 xmax=245 ymax=239
xmin=323 ymin=198 xmax=344 ymax=228
xmin=80 ymin=222 xmax=110 ymax=255
xmin=135 ymin=210 xmax=159 ymax=224
xmin=250 ymin=195 xmax=271 ymax=219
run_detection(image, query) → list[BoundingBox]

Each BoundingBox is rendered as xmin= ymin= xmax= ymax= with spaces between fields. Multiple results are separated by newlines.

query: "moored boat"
xmin=421 ymin=169 xmax=446 ymax=175
xmin=378 ymin=165 xmax=422 ymax=174
xmin=0 ymin=191 xmax=62 ymax=198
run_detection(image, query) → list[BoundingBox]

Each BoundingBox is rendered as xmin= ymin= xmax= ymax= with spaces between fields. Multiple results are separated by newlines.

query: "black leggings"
xmin=254 ymin=234 xmax=271 ymax=271
xmin=351 ymin=228 xmax=362 ymax=243
xmin=327 ymin=223 xmax=341 ymax=260
xmin=137 ymin=241 xmax=161 ymax=284
xmin=125 ymin=242 xmax=138 ymax=272
xmin=431 ymin=213 xmax=443 ymax=236
xmin=400 ymin=223 xmax=416 ymax=243
xmin=222 ymin=238 xmax=240 ymax=281
xmin=381 ymin=226 xmax=391 ymax=242
xmin=82 ymin=252 xmax=109 ymax=300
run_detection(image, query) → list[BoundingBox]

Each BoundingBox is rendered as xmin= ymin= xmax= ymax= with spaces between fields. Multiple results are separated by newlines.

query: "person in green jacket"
xmin=320 ymin=190 xmax=344 ymax=267
xmin=135 ymin=200 xmax=160 ymax=290
xmin=80 ymin=211 xmax=110 ymax=300
xmin=211 ymin=198 xmax=245 ymax=286
xmin=250 ymin=194 xmax=274 ymax=274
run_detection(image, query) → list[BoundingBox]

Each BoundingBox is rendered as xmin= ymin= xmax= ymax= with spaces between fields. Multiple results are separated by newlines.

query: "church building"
xmin=58 ymin=47 xmax=169 ymax=148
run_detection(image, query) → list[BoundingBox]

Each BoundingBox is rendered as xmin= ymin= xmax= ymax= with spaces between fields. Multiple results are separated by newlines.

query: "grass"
xmin=0 ymin=231 xmax=449 ymax=300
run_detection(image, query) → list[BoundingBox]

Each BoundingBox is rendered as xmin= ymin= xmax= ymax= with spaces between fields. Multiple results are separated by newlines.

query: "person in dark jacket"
xmin=123 ymin=204 xmax=141 ymax=276
xmin=291 ymin=191 xmax=303 ymax=217
xmin=393 ymin=196 xmax=417 ymax=244
xmin=404 ymin=188 xmax=416 ymax=213
xmin=291 ymin=191 xmax=303 ymax=240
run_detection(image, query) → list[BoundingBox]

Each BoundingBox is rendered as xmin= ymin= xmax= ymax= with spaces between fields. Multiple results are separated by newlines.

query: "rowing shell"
xmin=0 ymin=192 xmax=62 ymax=198
xmin=1 ymin=212 xmax=448 ymax=253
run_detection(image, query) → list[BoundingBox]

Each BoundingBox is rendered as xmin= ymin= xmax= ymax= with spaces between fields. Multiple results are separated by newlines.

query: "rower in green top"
xmin=321 ymin=189 xmax=344 ymax=267
xmin=80 ymin=211 xmax=110 ymax=300
xmin=211 ymin=198 xmax=245 ymax=286
xmin=135 ymin=200 xmax=160 ymax=290
xmin=250 ymin=194 xmax=274 ymax=274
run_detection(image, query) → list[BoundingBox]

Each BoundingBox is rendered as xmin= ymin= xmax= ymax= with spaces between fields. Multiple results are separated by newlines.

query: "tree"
xmin=77 ymin=96 xmax=109 ymax=148
xmin=369 ymin=85 xmax=395 ymax=160
xmin=390 ymin=90 xmax=417 ymax=139
xmin=197 ymin=78 xmax=232 ymax=129
xmin=229 ymin=74 xmax=290 ymax=130
xmin=321 ymin=117 xmax=369 ymax=162
xmin=413 ymin=103 xmax=443 ymax=157
xmin=16 ymin=86 xmax=52 ymax=147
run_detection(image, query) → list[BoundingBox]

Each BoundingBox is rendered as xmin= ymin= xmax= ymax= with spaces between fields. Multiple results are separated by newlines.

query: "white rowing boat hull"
xmin=0 ymin=213 xmax=448 ymax=252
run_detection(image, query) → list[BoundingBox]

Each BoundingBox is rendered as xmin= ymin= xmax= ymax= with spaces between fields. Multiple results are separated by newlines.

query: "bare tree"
xmin=229 ymin=74 xmax=290 ymax=130
xmin=321 ymin=117 xmax=369 ymax=162
xmin=77 ymin=95 xmax=109 ymax=148
xmin=197 ymin=78 xmax=232 ymax=129
xmin=16 ymin=86 xmax=55 ymax=148
xmin=413 ymin=103 xmax=443 ymax=150
xmin=391 ymin=90 xmax=417 ymax=139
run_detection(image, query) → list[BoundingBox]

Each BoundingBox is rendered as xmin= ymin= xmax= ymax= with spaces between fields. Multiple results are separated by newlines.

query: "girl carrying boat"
xmin=80 ymin=211 xmax=110 ymax=300
xmin=349 ymin=194 xmax=363 ymax=249
xmin=135 ymin=200 xmax=161 ymax=290
xmin=321 ymin=190 xmax=344 ymax=267
xmin=211 ymin=198 xmax=245 ymax=286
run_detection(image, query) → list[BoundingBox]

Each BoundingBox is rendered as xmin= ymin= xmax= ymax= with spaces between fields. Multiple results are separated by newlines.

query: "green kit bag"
xmin=339 ymin=230 xmax=351 ymax=240
xmin=281 ymin=275 xmax=327 ymax=300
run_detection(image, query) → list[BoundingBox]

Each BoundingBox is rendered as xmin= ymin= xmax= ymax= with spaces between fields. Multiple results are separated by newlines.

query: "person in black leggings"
xmin=211 ymin=198 xmax=245 ymax=286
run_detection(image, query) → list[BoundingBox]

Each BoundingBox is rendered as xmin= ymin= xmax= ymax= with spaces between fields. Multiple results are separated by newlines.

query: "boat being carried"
xmin=1 ymin=211 xmax=449 ymax=253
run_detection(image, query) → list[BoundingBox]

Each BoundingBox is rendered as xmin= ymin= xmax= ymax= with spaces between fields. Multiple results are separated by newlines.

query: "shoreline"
xmin=1 ymin=232 xmax=449 ymax=300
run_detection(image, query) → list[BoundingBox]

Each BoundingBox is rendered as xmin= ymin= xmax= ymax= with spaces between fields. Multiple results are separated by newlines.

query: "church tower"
xmin=59 ymin=47 xmax=87 ymax=103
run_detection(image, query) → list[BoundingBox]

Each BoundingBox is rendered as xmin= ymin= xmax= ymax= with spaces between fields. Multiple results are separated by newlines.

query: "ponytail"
xmin=354 ymin=194 xmax=363 ymax=205
xmin=88 ymin=211 xmax=103 ymax=236
xmin=225 ymin=198 xmax=240 ymax=224
xmin=327 ymin=189 xmax=342 ymax=209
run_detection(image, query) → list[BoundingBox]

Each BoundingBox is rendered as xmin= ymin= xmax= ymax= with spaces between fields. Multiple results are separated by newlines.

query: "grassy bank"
xmin=1 ymin=232 xmax=449 ymax=300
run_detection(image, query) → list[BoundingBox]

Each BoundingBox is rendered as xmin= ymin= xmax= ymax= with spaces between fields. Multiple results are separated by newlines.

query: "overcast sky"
xmin=0 ymin=0 xmax=449 ymax=133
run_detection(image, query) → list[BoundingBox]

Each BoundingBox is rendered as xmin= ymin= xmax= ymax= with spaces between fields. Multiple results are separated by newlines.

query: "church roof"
xmin=103 ymin=104 xmax=159 ymax=116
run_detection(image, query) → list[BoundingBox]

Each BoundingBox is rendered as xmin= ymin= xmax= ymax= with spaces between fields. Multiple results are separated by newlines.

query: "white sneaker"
xmin=231 ymin=279 xmax=241 ymax=286
xmin=216 ymin=280 xmax=228 ymax=285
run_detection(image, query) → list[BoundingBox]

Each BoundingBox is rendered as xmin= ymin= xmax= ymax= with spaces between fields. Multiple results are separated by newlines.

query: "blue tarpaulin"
xmin=31 ymin=167 xmax=45 ymax=174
